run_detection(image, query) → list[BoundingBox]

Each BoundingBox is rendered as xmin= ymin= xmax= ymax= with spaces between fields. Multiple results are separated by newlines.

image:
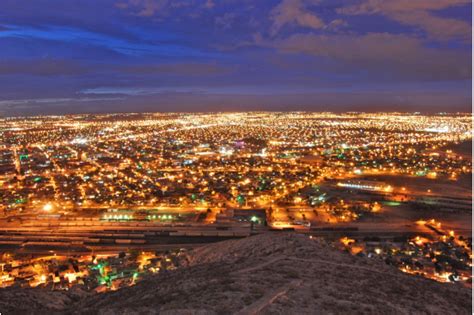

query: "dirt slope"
xmin=0 ymin=233 xmax=471 ymax=314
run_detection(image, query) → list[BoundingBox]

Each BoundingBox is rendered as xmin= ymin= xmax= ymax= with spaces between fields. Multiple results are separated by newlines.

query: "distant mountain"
xmin=1 ymin=233 xmax=471 ymax=314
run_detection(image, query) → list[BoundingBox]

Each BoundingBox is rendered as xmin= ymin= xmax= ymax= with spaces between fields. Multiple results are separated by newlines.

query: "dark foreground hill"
xmin=0 ymin=233 xmax=471 ymax=314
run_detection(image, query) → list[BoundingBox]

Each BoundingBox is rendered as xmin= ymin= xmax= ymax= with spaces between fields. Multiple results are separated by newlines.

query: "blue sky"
xmin=0 ymin=0 xmax=471 ymax=116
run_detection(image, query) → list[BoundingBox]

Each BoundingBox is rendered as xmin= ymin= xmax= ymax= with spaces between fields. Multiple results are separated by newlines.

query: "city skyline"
xmin=0 ymin=0 xmax=472 ymax=116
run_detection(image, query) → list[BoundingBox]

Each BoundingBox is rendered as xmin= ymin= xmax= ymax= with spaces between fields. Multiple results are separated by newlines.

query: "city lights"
xmin=0 ymin=112 xmax=471 ymax=293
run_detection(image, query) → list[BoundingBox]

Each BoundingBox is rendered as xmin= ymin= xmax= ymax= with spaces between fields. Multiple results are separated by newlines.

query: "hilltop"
xmin=0 ymin=233 xmax=471 ymax=314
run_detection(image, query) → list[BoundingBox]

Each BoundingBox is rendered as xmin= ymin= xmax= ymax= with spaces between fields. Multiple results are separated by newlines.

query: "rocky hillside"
xmin=1 ymin=233 xmax=471 ymax=314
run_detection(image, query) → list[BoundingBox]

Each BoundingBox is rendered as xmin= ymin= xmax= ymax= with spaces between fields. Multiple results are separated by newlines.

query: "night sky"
xmin=0 ymin=0 xmax=471 ymax=116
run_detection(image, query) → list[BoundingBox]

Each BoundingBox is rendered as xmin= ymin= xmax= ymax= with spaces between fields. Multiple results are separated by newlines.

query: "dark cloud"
xmin=262 ymin=32 xmax=470 ymax=81
xmin=0 ymin=0 xmax=141 ymax=42
xmin=122 ymin=63 xmax=232 ymax=75
xmin=0 ymin=59 xmax=91 ymax=76
xmin=115 ymin=0 xmax=213 ymax=17
xmin=0 ymin=58 xmax=230 ymax=77
xmin=1 ymin=90 xmax=469 ymax=117
xmin=338 ymin=0 xmax=471 ymax=40
xmin=116 ymin=0 xmax=170 ymax=17
xmin=270 ymin=0 xmax=324 ymax=35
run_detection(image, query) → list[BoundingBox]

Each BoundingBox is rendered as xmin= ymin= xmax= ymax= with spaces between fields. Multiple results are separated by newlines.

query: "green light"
xmin=237 ymin=194 xmax=245 ymax=205
xmin=383 ymin=201 xmax=401 ymax=206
